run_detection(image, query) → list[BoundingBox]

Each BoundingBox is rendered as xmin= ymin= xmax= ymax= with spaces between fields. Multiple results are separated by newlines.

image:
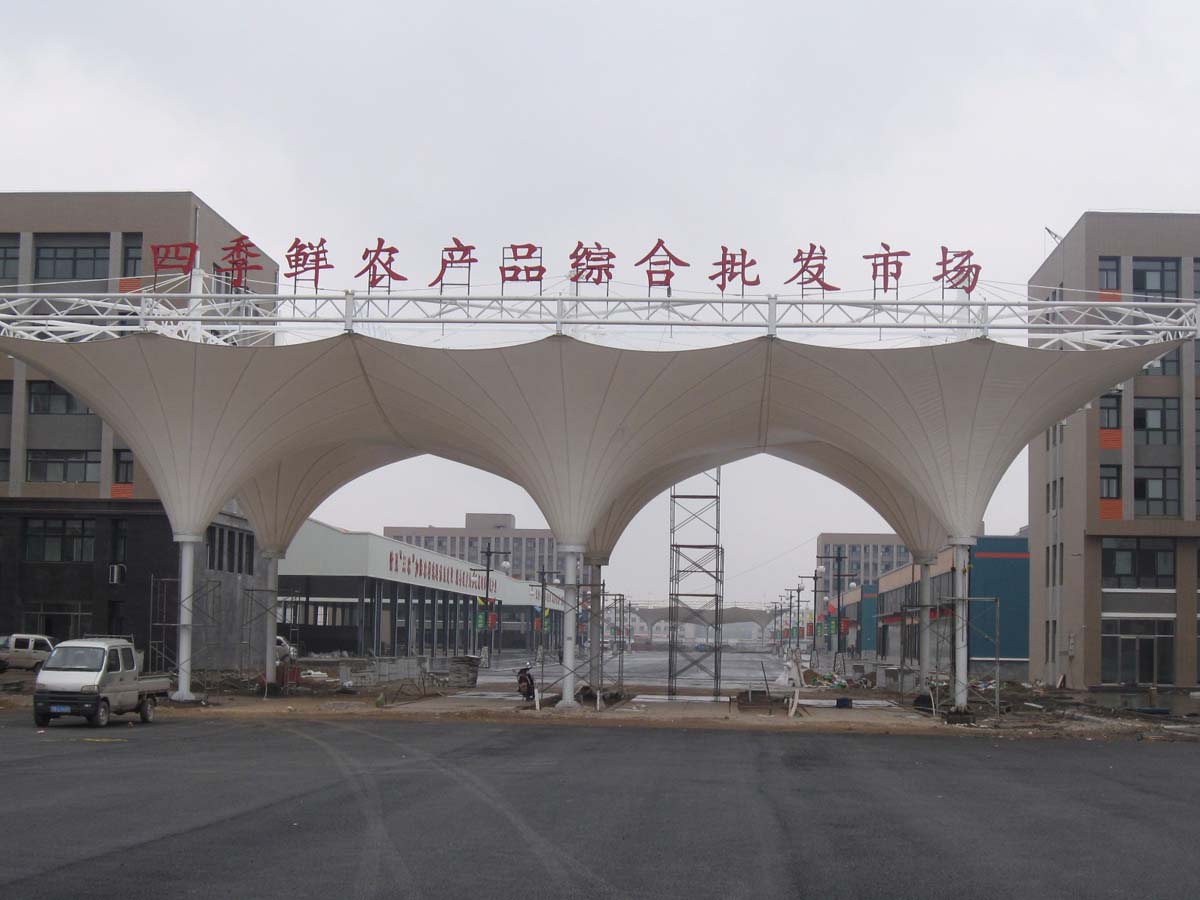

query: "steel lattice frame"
xmin=0 ymin=286 xmax=1193 ymax=348
xmin=668 ymin=469 xmax=724 ymax=699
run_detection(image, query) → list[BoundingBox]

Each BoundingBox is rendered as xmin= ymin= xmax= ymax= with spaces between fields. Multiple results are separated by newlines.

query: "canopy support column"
xmin=951 ymin=539 xmax=974 ymax=712
xmin=587 ymin=561 xmax=603 ymax=692
xmin=263 ymin=554 xmax=281 ymax=687
xmin=559 ymin=545 xmax=583 ymax=709
xmin=170 ymin=534 xmax=203 ymax=702
xmin=918 ymin=559 xmax=933 ymax=692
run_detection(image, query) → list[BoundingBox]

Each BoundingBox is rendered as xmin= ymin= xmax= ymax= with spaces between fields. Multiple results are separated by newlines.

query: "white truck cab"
xmin=33 ymin=638 xmax=171 ymax=728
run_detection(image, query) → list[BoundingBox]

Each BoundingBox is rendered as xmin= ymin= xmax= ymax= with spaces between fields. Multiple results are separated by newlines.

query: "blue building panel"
xmin=968 ymin=536 xmax=1030 ymax=664
xmin=858 ymin=584 xmax=878 ymax=652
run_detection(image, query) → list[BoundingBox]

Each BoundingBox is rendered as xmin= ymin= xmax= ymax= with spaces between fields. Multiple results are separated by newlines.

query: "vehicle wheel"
xmin=34 ymin=712 xmax=50 ymax=728
xmin=89 ymin=699 xmax=110 ymax=728
xmin=138 ymin=696 xmax=156 ymax=724
xmin=32 ymin=661 xmax=42 ymax=673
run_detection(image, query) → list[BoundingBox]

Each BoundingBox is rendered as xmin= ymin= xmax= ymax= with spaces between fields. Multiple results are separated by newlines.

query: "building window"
xmin=1100 ymin=465 xmax=1120 ymax=499
xmin=1131 ymin=257 xmax=1179 ymax=300
xmin=24 ymin=518 xmax=96 ymax=562
xmin=1099 ymin=394 xmax=1120 ymax=429
xmin=113 ymin=449 xmax=134 ymax=484
xmin=26 ymin=449 xmax=101 ymax=483
xmin=1134 ymin=466 xmax=1179 ymax=516
xmin=122 ymin=238 xmax=142 ymax=278
xmin=28 ymin=381 xmax=91 ymax=415
xmin=0 ymin=241 xmax=18 ymax=283
xmin=1101 ymin=619 xmax=1174 ymax=685
xmin=226 ymin=529 xmax=236 ymax=573
xmin=1101 ymin=537 xmax=1174 ymax=588
xmin=1144 ymin=347 xmax=1180 ymax=376
xmin=34 ymin=245 xmax=109 ymax=281
xmin=1133 ymin=397 xmax=1179 ymax=445
xmin=112 ymin=519 xmax=127 ymax=564
xmin=244 ymin=533 xmax=255 ymax=576
xmin=0 ymin=448 xmax=8 ymax=482
xmin=1098 ymin=256 xmax=1120 ymax=291
xmin=206 ymin=525 xmax=217 ymax=569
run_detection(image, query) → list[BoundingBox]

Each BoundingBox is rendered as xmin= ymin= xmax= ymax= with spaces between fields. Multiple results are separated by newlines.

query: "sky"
xmin=3 ymin=1 xmax=1198 ymax=607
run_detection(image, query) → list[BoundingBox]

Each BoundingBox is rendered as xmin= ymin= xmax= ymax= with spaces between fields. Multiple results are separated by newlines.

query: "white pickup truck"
xmin=33 ymin=637 xmax=171 ymax=728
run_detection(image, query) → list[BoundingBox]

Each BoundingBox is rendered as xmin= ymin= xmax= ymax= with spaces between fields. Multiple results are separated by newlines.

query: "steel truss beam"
xmin=0 ymin=288 xmax=1192 ymax=348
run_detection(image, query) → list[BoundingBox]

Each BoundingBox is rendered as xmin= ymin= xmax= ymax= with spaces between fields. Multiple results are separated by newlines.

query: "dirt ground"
xmin=5 ymin=669 xmax=1198 ymax=741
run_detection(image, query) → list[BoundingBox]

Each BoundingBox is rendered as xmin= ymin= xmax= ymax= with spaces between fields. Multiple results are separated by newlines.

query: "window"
xmin=0 ymin=448 xmax=8 ymax=483
xmin=34 ymin=244 xmax=109 ymax=281
xmin=1134 ymin=466 xmax=1179 ymax=516
xmin=226 ymin=529 xmax=236 ymax=573
xmin=122 ymin=238 xmax=142 ymax=278
xmin=1099 ymin=394 xmax=1120 ymax=429
xmin=24 ymin=518 xmax=96 ymax=562
xmin=1131 ymin=257 xmax=1179 ymax=300
xmin=244 ymin=534 xmax=255 ymax=576
xmin=28 ymin=381 xmax=91 ymax=415
xmin=1133 ymin=397 xmax=1179 ymax=445
xmin=120 ymin=647 xmax=135 ymax=670
xmin=216 ymin=526 xmax=225 ymax=571
xmin=1100 ymin=465 xmax=1121 ymax=499
xmin=0 ymin=239 xmax=18 ymax=283
xmin=113 ymin=449 xmax=134 ymax=484
xmin=1144 ymin=347 xmax=1180 ymax=375
xmin=26 ymin=449 xmax=101 ymax=483
xmin=1098 ymin=256 xmax=1120 ymax=291
xmin=112 ymin=519 xmax=127 ymax=564
xmin=1102 ymin=537 xmax=1175 ymax=588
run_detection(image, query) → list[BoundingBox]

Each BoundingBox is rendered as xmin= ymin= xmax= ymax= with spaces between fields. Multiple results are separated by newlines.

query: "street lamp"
xmin=471 ymin=539 xmax=511 ymax=661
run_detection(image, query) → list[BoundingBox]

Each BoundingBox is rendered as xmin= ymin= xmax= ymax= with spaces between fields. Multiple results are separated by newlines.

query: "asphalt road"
xmin=1 ymin=712 xmax=1197 ymax=900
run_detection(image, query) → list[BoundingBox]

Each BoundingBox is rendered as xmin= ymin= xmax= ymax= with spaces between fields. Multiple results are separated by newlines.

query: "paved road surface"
xmin=1 ymin=711 xmax=1196 ymax=900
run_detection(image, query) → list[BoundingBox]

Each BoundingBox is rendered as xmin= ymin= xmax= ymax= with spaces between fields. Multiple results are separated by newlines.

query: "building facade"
xmin=0 ymin=192 xmax=279 ymax=659
xmin=832 ymin=536 xmax=1030 ymax=683
xmin=384 ymin=513 xmax=561 ymax=582
xmin=279 ymin=519 xmax=563 ymax=657
xmin=815 ymin=532 xmax=911 ymax=596
xmin=1029 ymin=212 xmax=1200 ymax=690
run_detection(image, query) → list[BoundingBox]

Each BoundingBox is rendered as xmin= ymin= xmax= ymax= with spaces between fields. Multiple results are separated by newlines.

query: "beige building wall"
xmin=1028 ymin=211 xmax=1200 ymax=689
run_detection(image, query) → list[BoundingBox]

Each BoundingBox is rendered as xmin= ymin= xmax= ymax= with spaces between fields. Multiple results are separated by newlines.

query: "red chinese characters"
xmin=862 ymin=242 xmax=910 ymax=295
xmin=932 ymin=246 xmax=981 ymax=295
xmin=219 ymin=235 xmax=263 ymax=290
xmin=428 ymin=237 xmax=478 ymax=291
xmin=500 ymin=243 xmax=546 ymax=289
xmin=569 ymin=241 xmax=616 ymax=287
xmin=355 ymin=238 xmax=408 ymax=290
xmin=150 ymin=242 xmax=198 ymax=275
xmin=284 ymin=237 xmax=334 ymax=290
xmin=784 ymin=243 xmax=839 ymax=292
xmin=709 ymin=246 xmax=760 ymax=295
xmin=634 ymin=239 xmax=689 ymax=295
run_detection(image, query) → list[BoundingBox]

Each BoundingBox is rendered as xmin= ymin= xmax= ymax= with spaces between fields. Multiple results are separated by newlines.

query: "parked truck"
xmin=33 ymin=637 xmax=171 ymax=728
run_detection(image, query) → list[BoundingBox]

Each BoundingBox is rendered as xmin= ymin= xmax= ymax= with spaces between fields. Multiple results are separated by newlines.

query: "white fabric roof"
xmin=0 ymin=333 xmax=1171 ymax=559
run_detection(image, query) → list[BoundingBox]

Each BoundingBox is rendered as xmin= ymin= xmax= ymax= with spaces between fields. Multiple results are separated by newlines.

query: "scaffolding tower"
xmin=668 ymin=468 xmax=725 ymax=698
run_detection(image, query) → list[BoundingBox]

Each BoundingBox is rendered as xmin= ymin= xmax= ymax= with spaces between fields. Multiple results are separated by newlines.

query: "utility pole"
xmin=817 ymin=551 xmax=857 ymax=674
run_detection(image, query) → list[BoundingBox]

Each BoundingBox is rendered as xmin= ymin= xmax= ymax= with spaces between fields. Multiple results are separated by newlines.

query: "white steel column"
xmin=918 ymin=559 xmax=933 ymax=692
xmin=263 ymin=554 xmax=280 ymax=686
xmin=559 ymin=545 xmax=583 ymax=708
xmin=588 ymin=561 xmax=603 ymax=690
xmin=951 ymin=540 xmax=974 ymax=711
xmin=171 ymin=535 xmax=203 ymax=702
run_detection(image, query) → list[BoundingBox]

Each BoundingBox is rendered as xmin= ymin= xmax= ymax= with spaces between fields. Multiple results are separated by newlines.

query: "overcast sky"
xmin=4 ymin=2 xmax=1197 ymax=607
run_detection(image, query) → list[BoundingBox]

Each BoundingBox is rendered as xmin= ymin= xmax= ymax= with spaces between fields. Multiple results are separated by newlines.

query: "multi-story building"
xmin=1028 ymin=211 xmax=1200 ymax=690
xmin=384 ymin=513 xmax=561 ymax=582
xmin=0 ymin=192 xmax=279 ymax=654
xmin=815 ymin=532 xmax=911 ymax=596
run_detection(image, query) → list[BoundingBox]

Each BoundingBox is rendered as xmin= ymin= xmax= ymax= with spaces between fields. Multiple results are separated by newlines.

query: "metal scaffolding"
xmin=668 ymin=468 xmax=725 ymax=698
